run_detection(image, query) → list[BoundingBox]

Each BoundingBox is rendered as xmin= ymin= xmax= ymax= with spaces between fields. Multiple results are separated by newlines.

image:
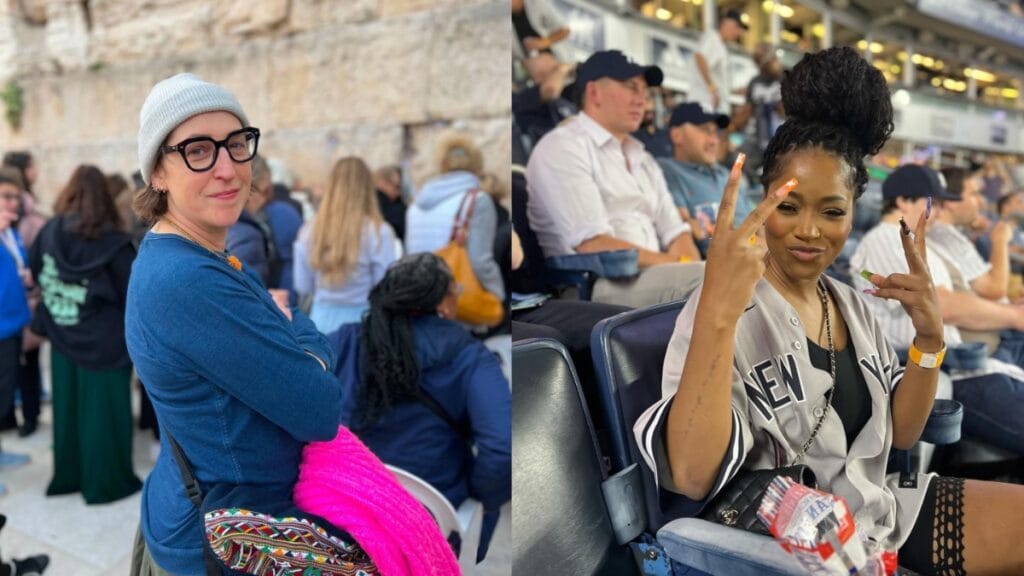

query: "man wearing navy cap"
xmin=657 ymin=102 xmax=752 ymax=242
xmin=851 ymin=163 xmax=1024 ymax=455
xmin=693 ymin=9 xmax=748 ymax=114
xmin=526 ymin=50 xmax=704 ymax=308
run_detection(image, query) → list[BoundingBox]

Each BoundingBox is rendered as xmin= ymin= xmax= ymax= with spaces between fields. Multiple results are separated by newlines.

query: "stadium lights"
xmin=942 ymin=78 xmax=967 ymax=92
xmin=982 ymin=87 xmax=1017 ymax=99
xmin=857 ymin=40 xmax=884 ymax=54
xmin=781 ymin=29 xmax=800 ymax=43
xmin=964 ymin=67 xmax=996 ymax=83
xmin=762 ymin=1 xmax=794 ymax=18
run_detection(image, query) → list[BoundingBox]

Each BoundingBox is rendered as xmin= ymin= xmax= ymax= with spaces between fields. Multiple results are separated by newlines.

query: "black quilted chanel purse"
xmin=699 ymin=465 xmax=817 ymax=535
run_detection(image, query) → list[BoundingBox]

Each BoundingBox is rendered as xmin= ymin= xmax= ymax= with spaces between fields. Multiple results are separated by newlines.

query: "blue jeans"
xmin=992 ymin=329 xmax=1024 ymax=367
xmin=953 ymin=371 xmax=1024 ymax=455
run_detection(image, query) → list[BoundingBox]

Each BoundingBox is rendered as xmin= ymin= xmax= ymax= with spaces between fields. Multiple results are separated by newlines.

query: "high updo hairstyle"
xmin=760 ymin=46 xmax=893 ymax=201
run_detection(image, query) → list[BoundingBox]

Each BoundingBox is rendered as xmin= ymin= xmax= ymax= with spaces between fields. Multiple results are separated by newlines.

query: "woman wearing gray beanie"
xmin=124 ymin=74 xmax=378 ymax=575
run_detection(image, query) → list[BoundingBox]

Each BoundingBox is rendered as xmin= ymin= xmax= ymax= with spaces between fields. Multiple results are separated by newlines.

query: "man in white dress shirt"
xmin=526 ymin=50 xmax=704 ymax=308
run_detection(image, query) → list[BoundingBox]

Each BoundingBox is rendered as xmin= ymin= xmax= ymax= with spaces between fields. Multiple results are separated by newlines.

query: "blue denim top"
xmin=656 ymin=157 xmax=753 ymax=223
xmin=125 ymin=231 xmax=340 ymax=574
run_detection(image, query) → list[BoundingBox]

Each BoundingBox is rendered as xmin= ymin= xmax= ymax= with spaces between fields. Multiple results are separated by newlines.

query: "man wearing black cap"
xmin=851 ymin=164 xmax=1024 ymax=455
xmin=853 ymin=165 xmax=964 ymax=347
xmin=657 ymin=102 xmax=752 ymax=234
xmin=526 ymin=50 xmax=704 ymax=308
xmin=693 ymin=9 xmax=747 ymax=115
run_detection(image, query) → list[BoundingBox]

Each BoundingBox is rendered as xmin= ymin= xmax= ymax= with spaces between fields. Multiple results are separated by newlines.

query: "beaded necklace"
xmin=162 ymin=215 xmax=242 ymax=271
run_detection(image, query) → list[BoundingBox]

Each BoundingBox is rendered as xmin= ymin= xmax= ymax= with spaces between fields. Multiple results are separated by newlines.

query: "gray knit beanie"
xmin=137 ymin=73 xmax=250 ymax=184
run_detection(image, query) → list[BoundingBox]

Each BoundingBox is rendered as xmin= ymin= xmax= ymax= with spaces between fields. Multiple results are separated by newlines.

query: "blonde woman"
xmin=294 ymin=156 xmax=397 ymax=334
xmin=406 ymin=136 xmax=505 ymax=303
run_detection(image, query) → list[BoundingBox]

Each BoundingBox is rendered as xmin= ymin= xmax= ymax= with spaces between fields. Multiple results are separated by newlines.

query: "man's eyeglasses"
xmin=160 ymin=127 xmax=260 ymax=172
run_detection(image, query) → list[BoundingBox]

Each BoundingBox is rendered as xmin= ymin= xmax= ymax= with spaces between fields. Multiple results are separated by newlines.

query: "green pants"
xmin=47 ymin=348 xmax=142 ymax=504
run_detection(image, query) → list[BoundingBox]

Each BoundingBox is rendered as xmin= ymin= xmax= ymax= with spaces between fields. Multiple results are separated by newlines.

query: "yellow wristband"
xmin=678 ymin=255 xmax=692 ymax=263
xmin=908 ymin=342 xmax=946 ymax=369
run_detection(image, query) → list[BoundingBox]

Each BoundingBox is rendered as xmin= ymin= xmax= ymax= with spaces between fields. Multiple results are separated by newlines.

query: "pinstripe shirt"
xmin=927 ymin=222 xmax=991 ymax=290
xmin=854 ymin=222 xmax=1024 ymax=382
xmin=634 ymin=277 xmax=932 ymax=549
xmin=850 ymin=222 xmax=962 ymax=350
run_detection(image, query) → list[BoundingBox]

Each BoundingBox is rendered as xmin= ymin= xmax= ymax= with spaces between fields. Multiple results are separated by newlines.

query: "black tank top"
xmin=807 ymin=336 xmax=873 ymax=450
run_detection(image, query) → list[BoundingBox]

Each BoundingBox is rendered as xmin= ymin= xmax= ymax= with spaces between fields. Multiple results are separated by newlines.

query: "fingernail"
xmin=899 ymin=217 xmax=911 ymax=235
xmin=926 ymin=197 xmax=932 ymax=220
xmin=775 ymin=178 xmax=797 ymax=199
xmin=731 ymin=153 xmax=746 ymax=178
xmin=859 ymin=270 xmax=875 ymax=281
xmin=862 ymin=289 xmax=878 ymax=296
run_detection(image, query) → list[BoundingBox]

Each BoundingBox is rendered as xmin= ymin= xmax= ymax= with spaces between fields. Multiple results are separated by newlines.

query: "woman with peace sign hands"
xmin=634 ymin=47 xmax=1024 ymax=575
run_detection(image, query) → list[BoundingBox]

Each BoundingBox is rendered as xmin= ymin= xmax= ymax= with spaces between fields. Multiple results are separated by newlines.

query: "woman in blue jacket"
xmin=0 ymin=171 xmax=31 ymax=477
xmin=125 ymin=73 xmax=374 ymax=575
xmin=331 ymin=253 xmax=512 ymax=561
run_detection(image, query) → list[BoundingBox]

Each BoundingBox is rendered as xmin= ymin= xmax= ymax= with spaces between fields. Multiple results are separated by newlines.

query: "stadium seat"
xmin=590 ymin=300 xmax=967 ymax=574
xmin=511 ymin=168 xmax=639 ymax=300
xmin=512 ymin=338 xmax=642 ymax=575
xmin=590 ymin=300 xmax=806 ymax=574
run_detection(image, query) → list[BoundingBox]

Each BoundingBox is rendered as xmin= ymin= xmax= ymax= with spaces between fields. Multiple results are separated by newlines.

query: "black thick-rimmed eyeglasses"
xmin=160 ymin=127 xmax=261 ymax=172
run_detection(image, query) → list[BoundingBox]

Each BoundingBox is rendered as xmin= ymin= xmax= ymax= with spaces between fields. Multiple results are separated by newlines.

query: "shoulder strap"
xmin=449 ymin=189 xmax=480 ymax=243
xmin=415 ymin=388 xmax=472 ymax=445
xmin=165 ymin=431 xmax=205 ymax=508
xmin=163 ymin=430 xmax=227 ymax=576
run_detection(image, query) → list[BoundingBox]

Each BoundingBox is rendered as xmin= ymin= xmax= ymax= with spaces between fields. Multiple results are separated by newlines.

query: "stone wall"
xmin=0 ymin=0 xmax=511 ymax=211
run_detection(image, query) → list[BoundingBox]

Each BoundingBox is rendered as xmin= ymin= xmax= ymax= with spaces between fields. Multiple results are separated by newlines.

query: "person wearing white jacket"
xmin=405 ymin=137 xmax=505 ymax=303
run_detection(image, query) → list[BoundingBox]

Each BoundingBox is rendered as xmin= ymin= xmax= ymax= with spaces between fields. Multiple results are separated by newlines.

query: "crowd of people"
xmin=0 ymin=72 xmax=511 ymax=574
xmin=512 ymin=3 xmax=1024 ymax=573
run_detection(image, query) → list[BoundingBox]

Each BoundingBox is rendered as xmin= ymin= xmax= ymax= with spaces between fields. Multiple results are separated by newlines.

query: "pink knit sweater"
xmin=295 ymin=426 xmax=461 ymax=576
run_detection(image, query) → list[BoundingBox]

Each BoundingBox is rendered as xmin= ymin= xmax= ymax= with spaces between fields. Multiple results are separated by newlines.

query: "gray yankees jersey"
xmin=634 ymin=276 xmax=933 ymax=549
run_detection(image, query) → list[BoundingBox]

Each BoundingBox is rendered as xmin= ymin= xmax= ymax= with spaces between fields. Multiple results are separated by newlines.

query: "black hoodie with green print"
xmin=29 ymin=215 xmax=135 ymax=371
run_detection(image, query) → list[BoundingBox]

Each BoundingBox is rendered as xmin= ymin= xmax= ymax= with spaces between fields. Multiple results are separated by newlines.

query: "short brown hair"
xmin=0 ymin=167 xmax=24 ymax=190
xmin=132 ymin=182 xmax=168 ymax=224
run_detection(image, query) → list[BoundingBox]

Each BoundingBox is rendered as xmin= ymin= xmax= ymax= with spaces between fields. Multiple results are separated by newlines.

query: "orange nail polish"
xmin=775 ymin=178 xmax=797 ymax=198
xmin=731 ymin=153 xmax=746 ymax=178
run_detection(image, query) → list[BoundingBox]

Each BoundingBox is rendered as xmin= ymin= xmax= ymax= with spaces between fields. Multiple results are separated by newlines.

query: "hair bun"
xmin=781 ymin=46 xmax=893 ymax=157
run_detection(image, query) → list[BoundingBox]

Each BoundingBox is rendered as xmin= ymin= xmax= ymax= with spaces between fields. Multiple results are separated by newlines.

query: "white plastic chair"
xmin=483 ymin=334 xmax=512 ymax=385
xmin=387 ymin=465 xmax=484 ymax=573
